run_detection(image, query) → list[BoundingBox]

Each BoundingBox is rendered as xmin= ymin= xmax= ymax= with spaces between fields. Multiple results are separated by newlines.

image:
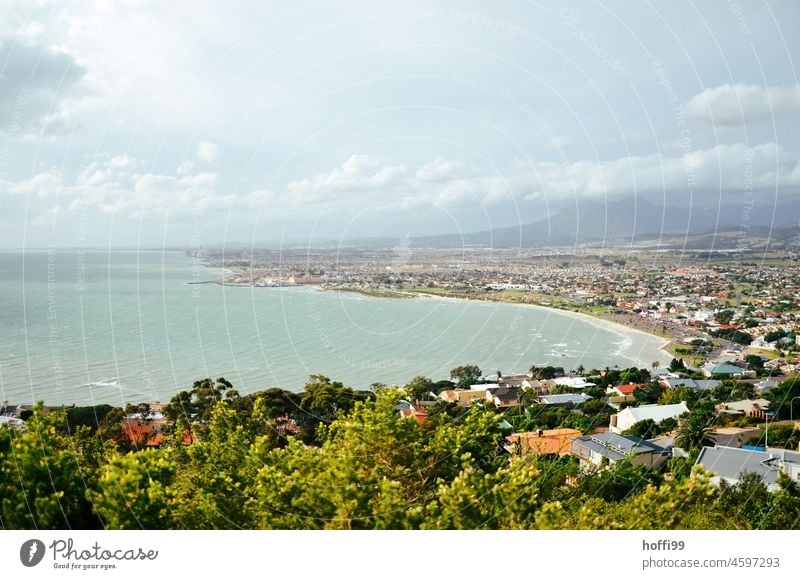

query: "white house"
xmin=609 ymin=402 xmax=690 ymax=434
xmin=552 ymin=377 xmax=596 ymax=389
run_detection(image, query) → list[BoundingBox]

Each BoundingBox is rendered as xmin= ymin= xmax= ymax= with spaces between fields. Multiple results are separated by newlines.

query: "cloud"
xmin=0 ymin=154 xmax=233 ymax=222
xmin=0 ymin=39 xmax=89 ymax=136
xmin=2 ymin=143 xmax=799 ymax=227
xmin=245 ymin=145 xmax=800 ymax=221
xmin=685 ymin=83 xmax=800 ymax=126
xmin=196 ymin=141 xmax=220 ymax=164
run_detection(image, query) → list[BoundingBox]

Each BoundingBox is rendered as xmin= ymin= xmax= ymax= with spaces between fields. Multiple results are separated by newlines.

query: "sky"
xmin=0 ymin=0 xmax=799 ymax=247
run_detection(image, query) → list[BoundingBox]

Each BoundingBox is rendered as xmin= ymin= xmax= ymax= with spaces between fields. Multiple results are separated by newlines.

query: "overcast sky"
xmin=1 ymin=0 xmax=799 ymax=247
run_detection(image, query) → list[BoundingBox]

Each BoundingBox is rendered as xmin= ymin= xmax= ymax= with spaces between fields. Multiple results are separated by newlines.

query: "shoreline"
xmin=420 ymin=293 xmax=671 ymax=364
xmin=324 ymin=287 xmax=674 ymax=367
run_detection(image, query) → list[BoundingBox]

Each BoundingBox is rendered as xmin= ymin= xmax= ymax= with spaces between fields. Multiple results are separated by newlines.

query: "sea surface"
xmin=0 ymin=250 xmax=669 ymax=406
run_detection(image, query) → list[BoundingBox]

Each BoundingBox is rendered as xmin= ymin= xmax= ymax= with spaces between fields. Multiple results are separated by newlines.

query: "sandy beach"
xmin=401 ymin=291 xmax=673 ymax=368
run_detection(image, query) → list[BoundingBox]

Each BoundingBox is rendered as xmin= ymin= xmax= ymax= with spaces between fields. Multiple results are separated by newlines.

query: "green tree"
xmin=88 ymin=450 xmax=176 ymax=529
xmin=675 ymin=411 xmax=715 ymax=451
xmin=769 ymin=471 xmax=800 ymax=529
xmin=404 ymin=376 xmax=435 ymax=400
xmin=633 ymin=381 xmax=665 ymax=405
xmin=765 ymin=377 xmax=800 ymax=420
xmin=669 ymin=357 xmax=686 ymax=372
xmin=625 ymin=419 xmax=657 ymax=439
xmin=449 ymin=365 xmax=482 ymax=387
xmin=730 ymin=381 xmax=756 ymax=401
xmin=717 ymin=471 xmax=772 ymax=529
xmin=715 ymin=309 xmax=735 ymax=325
xmin=0 ymin=405 xmax=101 ymax=529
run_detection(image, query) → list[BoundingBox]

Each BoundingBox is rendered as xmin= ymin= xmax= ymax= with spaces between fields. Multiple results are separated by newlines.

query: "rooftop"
xmin=573 ymin=432 xmax=666 ymax=461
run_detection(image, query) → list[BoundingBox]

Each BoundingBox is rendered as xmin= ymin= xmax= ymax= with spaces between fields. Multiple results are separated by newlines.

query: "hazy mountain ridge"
xmin=403 ymin=197 xmax=800 ymax=249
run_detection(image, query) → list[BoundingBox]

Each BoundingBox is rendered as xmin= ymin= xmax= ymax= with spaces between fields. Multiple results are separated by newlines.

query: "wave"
xmin=87 ymin=378 xmax=122 ymax=388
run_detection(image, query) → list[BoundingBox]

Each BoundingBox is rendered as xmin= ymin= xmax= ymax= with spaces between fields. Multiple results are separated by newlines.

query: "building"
xmin=695 ymin=446 xmax=800 ymax=491
xmin=536 ymin=393 xmax=592 ymax=407
xmin=486 ymin=386 xmax=521 ymax=409
xmin=710 ymin=426 xmax=763 ymax=448
xmin=396 ymin=401 xmax=427 ymax=424
xmin=715 ymin=399 xmax=771 ymax=420
xmin=609 ymin=402 xmax=690 ymax=434
xmin=504 ymin=428 xmax=585 ymax=457
xmin=553 ymin=377 xmax=596 ymax=389
xmin=570 ymin=432 xmax=670 ymax=470
xmin=755 ymin=379 xmax=780 ymax=392
xmin=605 ymin=383 xmax=646 ymax=397
xmin=0 ymin=415 xmax=25 ymax=429
xmin=702 ymin=363 xmax=746 ymax=378
xmin=660 ymin=378 xmax=721 ymax=391
xmin=439 ymin=389 xmax=486 ymax=405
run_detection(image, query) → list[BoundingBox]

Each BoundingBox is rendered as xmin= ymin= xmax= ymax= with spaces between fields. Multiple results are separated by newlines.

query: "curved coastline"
xmin=400 ymin=292 xmax=673 ymax=368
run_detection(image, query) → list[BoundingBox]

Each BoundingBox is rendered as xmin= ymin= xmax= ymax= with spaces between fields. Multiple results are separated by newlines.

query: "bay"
xmin=0 ymin=250 xmax=669 ymax=406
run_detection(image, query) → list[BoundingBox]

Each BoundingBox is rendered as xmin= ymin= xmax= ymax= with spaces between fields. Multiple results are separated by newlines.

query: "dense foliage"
xmin=2 ymin=375 xmax=800 ymax=530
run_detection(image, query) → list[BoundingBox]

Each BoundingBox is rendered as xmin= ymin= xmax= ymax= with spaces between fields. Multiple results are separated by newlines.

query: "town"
xmin=3 ymin=250 xmax=800 ymax=529
xmin=199 ymin=245 xmax=800 ymax=376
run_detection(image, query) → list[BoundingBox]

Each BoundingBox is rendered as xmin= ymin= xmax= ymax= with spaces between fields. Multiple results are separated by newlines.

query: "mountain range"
xmin=402 ymin=197 xmax=800 ymax=249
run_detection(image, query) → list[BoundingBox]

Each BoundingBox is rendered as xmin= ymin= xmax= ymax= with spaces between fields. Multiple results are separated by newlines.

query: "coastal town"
xmin=5 ymin=242 xmax=800 ymax=505
xmin=198 ymin=245 xmax=800 ymax=378
xmin=3 ymin=246 xmax=800 ymax=530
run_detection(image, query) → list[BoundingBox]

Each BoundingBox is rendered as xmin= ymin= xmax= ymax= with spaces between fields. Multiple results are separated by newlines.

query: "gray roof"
xmin=573 ymin=432 xmax=666 ymax=461
xmin=493 ymin=387 xmax=521 ymax=401
xmin=663 ymin=378 xmax=721 ymax=390
xmin=695 ymin=446 xmax=798 ymax=487
xmin=538 ymin=393 xmax=592 ymax=406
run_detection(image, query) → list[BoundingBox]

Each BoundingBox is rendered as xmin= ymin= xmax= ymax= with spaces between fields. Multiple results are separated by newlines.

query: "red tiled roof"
xmin=122 ymin=419 xmax=194 ymax=447
xmin=614 ymin=383 xmax=645 ymax=395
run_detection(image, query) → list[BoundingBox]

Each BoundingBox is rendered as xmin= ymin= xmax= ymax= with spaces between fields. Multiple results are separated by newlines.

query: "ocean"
xmin=0 ymin=250 xmax=669 ymax=406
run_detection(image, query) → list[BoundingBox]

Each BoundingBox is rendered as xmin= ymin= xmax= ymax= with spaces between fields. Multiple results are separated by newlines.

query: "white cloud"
xmin=244 ymin=145 xmax=800 ymax=221
xmin=177 ymin=160 xmax=195 ymax=175
xmin=196 ymin=141 xmax=220 ymax=164
xmin=2 ymin=143 xmax=799 ymax=226
xmin=0 ymin=154 xmax=232 ymax=221
xmin=685 ymin=83 xmax=800 ymax=126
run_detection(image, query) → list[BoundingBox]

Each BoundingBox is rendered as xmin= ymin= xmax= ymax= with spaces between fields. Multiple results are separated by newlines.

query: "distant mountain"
xmin=406 ymin=197 xmax=800 ymax=248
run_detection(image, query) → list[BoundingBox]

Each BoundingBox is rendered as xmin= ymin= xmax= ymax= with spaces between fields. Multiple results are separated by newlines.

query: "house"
xmin=755 ymin=379 xmax=780 ymax=392
xmin=536 ymin=393 xmax=592 ymax=407
xmin=570 ymin=432 xmax=670 ymax=470
xmin=439 ymin=389 xmax=485 ymax=405
xmin=468 ymin=383 xmax=496 ymax=391
xmin=609 ymin=402 xmax=690 ymax=434
xmin=0 ymin=415 xmax=25 ymax=429
xmin=122 ymin=419 xmax=167 ymax=448
xmin=498 ymin=374 xmax=531 ymax=388
xmin=605 ymin=383 xmax=645 ymax=397
xmin=553 ymin=377 xmax=596 ymax=389
xmin=715 ymin=399 xmax=771 ymax=420
xmin=512 ymin=378 xmax=551 ymax=394
xmin=660 ymin=378 xmax=721 ymax=391
xmin=694 ymin=446 xmax=800 ymax=491
xmin=710 ymin=426 xmax=763 ymax=448
xmin=504 ymin=428 xmax=586 ymax=457
xmin=606 ymin=394 xmax=636 ymax=410
xmin=13 ymin=404 xmax=57 ymax=418
xmin=397 ymin=401 xmax=427 ymax=423
xmin=702 ymin=363 xmax=746 ymax=378
xmin=649 ymin=368 xmax=675 ymax=378
xmin=486 ymin=386 xmax=521 ymax=409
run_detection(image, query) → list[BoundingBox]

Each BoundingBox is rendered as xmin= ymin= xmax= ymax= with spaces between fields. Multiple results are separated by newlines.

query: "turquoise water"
xmin=0 ymin=250 xmax=668 ymax=406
